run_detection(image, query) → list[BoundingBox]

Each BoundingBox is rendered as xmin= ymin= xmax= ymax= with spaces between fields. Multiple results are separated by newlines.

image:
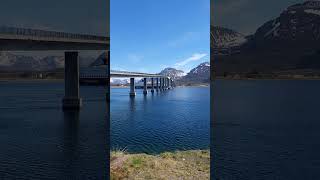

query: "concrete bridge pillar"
xmin=151 ymin=78 xmax=154 ymax=93
xmin=143 ymin=78 xmax=148 ymax=95
xmin=156 ymin=78 xmax=159 ymax=92
xmin=161 ymin=78 xmax=164 ymax=90
xmin=165 ymin=78 xmax=168 ymax=90
xmin=63 ymin=51 xmax=82 ymax=109
xmin=105 ymin=50 xmax=110 ymax=102
xmin=129 ymin=78 xmax=136 ymax=97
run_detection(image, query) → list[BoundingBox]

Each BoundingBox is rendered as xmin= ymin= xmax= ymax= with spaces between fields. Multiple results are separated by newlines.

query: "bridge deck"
xmin=0 ymin=27 xmax=109 ymax=51
xmin=80 ymin=70 xmax=167 ymax=78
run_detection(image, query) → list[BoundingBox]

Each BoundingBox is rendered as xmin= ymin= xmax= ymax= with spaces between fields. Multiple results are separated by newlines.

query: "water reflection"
xmin=62 ymin=110 xmax=80 ymax=178
xmin=111 ymin=87 xmax=209 ymax=153
xmin=129 ymin=96 xmax=135 ymax=112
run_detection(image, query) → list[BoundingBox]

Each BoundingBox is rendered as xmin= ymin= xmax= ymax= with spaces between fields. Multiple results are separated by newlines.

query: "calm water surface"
xmin=111 ymin=86 xmax=210 ymax=153
xmin=213 ymin=80 xmax=320 ymax=180
xmin=0 ymin=81 xmax=210 ymax=178
xmin=0 ymin=81 xmax=108 ymax=179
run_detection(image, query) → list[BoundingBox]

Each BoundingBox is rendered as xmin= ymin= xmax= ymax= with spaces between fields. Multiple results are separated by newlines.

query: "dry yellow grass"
xmin=111 ymin=150 xmax=210 ymax=180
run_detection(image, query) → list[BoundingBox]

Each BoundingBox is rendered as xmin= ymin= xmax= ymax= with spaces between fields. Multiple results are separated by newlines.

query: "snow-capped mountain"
xmin=110 ymin=78 xmax=130 ymax=85
xmin=0 ymin=52 xmax=95 ymax=71
xmin=177 ymin=62 xmax=210 ymax=84
xmin=211 ymin=26 xmax=247 ymax=55
xmin=185 ymin=62 xmax=210 ymax=79
xmin=213 ymin=1 xmax=320 ymax=76
xmin=159 ymin=68 xmax=185 ymax=80
xmin=211 ymin=26 xmax=247 ymax=48
xmin=0 ymin=52 xmax=64 ymax=71
xmin=248 ymin=0 xmax=320 ymax=49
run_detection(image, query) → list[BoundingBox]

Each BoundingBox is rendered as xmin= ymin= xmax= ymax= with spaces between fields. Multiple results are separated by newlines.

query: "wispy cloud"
xmin=174 ymin=53 xmax=207 ymax=68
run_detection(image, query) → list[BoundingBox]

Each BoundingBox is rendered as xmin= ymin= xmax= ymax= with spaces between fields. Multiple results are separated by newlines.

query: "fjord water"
xmin=110 ymin=86 xmax=210 ymax=153
xmin=0 ymin=81 xmax=108 ymax=179
xmin=213 ymin=80 xmax=320 ymax=180
xmin=0 ymin=81 xmax=210 ymax=178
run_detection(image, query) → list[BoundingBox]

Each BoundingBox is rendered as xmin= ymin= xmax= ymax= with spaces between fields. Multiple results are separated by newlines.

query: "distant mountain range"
xmin=159 ymin=68 xmax=185 ymax=80
xmin=212 ymin=0 xmax=320 ymax=76
xmin=0 ymin=52 xmax=95 ymax=72
xmin=175 ymin=62 xmax=210 ymax=85
xmin=211 ymin=26 xmax=246 ymax=50
xmin=111 ymin=62 xmax=210 ymax=86
xmin=159 ymin=62 xmax=210 ymax=85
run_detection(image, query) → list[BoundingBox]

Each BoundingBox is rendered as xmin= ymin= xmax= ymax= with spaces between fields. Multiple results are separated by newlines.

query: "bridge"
xmin=80 ymin=70 xmax=174 ymax=96
xmin=0 ymin=27 xmax=109 ymax=109
xmin=0 ymin=27 xmax=175 ymax=109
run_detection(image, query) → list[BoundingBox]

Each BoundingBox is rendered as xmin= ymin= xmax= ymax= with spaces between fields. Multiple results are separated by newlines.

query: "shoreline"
xmin=0 ymin=78 xmax=64 ymax=82
xmin=111 ymin=149 xmax=210 ymax=179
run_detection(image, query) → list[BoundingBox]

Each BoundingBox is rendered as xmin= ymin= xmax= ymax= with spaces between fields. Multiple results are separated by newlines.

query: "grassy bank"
xmin=111 ymin=150 xmax=210 ymax=179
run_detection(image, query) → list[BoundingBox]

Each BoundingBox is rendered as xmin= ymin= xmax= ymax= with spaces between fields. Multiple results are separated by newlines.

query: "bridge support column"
xmin=105 ymin=51 xmax=110 ymax=102
xmin=165 ymin=78 xmax=167 ymax=90
xmin=156 ymin=78 xmax=159 ymax=92
xmin=151 ymin=78 xmax=154 ymax=93
xmin=166 ymin=78 xmax=169 ymax=89
xmin=129 ymin=78 xmax=136 ymax=97
xmin=143 ymin=78 xmax=148 ymax=95
xmin=63 ymin=51 xmax=82 ymax=109
xmin=160 ymin=78 xmax=163 ymax=90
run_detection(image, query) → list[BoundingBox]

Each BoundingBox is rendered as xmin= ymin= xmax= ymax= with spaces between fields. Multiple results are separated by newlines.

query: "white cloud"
xmin=174 ymin=53 xmax=207 ymax=68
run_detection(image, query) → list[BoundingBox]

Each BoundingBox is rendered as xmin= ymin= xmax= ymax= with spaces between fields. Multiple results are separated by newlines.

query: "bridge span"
xmin=80 ymin=70 xmax=174 ymax=96
xmin=0 ymin=27 xmax=109 ymax=109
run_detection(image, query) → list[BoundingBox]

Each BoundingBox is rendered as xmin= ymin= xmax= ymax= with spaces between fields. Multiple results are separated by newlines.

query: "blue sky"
xmin=111 ymin=0 xmax=210 ymax=73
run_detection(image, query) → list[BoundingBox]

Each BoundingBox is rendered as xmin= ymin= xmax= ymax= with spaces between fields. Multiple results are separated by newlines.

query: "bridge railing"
xmin=0 ymin=26 xmax=109 ymax=42
xmin=80 ymin=70 xmax=168 ymax=78
xmin=110 ymin=70 xmax=164 ymax=77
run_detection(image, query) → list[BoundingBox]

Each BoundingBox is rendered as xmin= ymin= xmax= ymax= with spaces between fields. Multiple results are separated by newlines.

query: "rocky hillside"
xmin=0 ymin=52 xmax=95 ymax=72
xmin=211 ymin=26 xmax=247 ymax=55
xmin=177 ymin=62 xmax=210 ymax=85
xmin=211 ymin=26 xmax=246 ymax=48
xmin=213 ymin=0 xmax=320 ymax=76
xmin=247 ymin=0 xmax=320 ymax=49
xmin=159 ymin=68 xmax=185 ymax=80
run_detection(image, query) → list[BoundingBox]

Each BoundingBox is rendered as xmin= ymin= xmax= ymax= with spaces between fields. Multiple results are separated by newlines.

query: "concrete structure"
xmin=164 ymin=78 xmax=168 ymax=90
xmin=160 ymin=78 xmax=163 ymax=90
xmin=62 ymin=52 xmax=82 ymax=109
xmin=0 ymin=27 xmax=109 ymax=51
xmin=129 ymin=78 xmax=136 ymax=97
xmin=143 ymin=78 xmax=148 ymax=95
xmin=151 ymin=78 xmax=154 ymax=93
xmin=0 ymin=27 xmax=109 ymax=109
xmin=156 ymin=78 xmax=159 ymax=92
xmin=78 ymin=69 xmax=174 ymax=98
